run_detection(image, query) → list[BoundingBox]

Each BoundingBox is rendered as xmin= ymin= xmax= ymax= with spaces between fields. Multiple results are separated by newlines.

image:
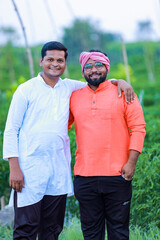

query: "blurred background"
xmin=1 ymin=0 xmax=160 ymax=44
xmin=0 ymin=0 xmax=160 ymax=87
xmin=0 ymin=0 xmax=160 ymax=85
xmin=0 ymin=0 xmax=160 ymax=238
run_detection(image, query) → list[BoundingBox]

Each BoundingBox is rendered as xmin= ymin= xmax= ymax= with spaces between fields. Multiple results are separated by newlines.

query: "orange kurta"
xmin=69 ymin=80 xmax=146 ymax=176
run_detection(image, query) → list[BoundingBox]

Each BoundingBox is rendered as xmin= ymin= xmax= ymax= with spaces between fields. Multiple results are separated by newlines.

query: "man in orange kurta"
xmin=69 ymin=50 xmax=146 ymax=240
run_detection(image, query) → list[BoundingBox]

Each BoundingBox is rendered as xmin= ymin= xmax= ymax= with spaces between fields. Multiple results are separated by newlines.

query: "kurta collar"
xmin=86 ymin=79 xmax=111 ymax=93
xmin=38 ymin=73 xmax=62 ymax=88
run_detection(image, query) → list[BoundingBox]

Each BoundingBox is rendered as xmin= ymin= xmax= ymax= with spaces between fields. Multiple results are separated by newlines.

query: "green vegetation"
xmin=60 ymin=218 xmax=160 ymax=240
xmin=0 ymin=218 xmax=160 ymax=239
xmin=0 ymin=225 xmax=13 ymax=240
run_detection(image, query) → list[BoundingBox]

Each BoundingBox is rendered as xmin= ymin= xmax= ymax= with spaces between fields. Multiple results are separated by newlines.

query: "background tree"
xmin=0 ymin=27 xmax=18 ymax=87
xmin=136 ymin=20 xmax=155 ymax=41
xmin=11 ymin=0 xmax=34 ymax=78
xmin=62 ymin=19 xmax=121 ymax=62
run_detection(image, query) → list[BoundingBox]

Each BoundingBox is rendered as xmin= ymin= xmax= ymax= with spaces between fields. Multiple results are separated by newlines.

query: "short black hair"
xmin=41 ymin=41 xmax=68 ymax=60
xmin=89 ymin=49 xmax=108 ymax=57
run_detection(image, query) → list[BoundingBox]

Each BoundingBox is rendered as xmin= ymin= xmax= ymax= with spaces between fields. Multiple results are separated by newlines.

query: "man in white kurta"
xmin=3 ymin=41 xmax=134 ymax=239
xmin=3 ymin=74 xmax=86 ymax=207
xmin=3 ymin=41 xmax=88 ymax=240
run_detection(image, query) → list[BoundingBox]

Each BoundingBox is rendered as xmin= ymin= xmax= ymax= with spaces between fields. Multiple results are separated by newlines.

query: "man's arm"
xmin=70 ymin=78 xmax=134 ymax=103
xmin=121 ymin=94 xmax=146 ymax=180
xmin=9 ymin=157 xmax=24 ymax=192
xmin=68 ymin=79 xmax=87 ymax=92
xmin=110 ymin=79 xmax=135 ymax=104
xmin=3 ymin=86 xmax=28 ymax=192
xmin=121 ymin=150 xmax=139 ymax=180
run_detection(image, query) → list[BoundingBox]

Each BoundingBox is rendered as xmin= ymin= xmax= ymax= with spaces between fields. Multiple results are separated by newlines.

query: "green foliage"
xmin=130 ymin=225 xmax=160 ymax=240
xmin=131 ymin=144 xmax=160 ymax=228
xmin=132 ymin=113 xmax=160 ymax=227
xmin=129 ymin=81 xmax=160 ymax=228
xmin=0 ymin=44 xmax=29 ymax=90
xmin=5 ymin=76 xmax=26 ymax=102
xmin=60 ymin=218 xmax=160 ymax=240
xmin=109 ymin=63 xmax=136 ymax=83
xmin=0 ymin=219 xmax=160 ymax=239
xmin=0 ymin=91 xmax=11 ymax=203
xmin=143 ymin=109 xmax=160 ymax=145
xmin=60 ymin=219 xmax=160 ymax=240
xmin=0 ymin=226 xmax=13 ymax=239
xmin=67 ymin=63 xmax=83 ymax=81
xmin=0 ymin=160 xmax=10 ymax=203
xmin=59 ymin=217 xmax=83 ymax=240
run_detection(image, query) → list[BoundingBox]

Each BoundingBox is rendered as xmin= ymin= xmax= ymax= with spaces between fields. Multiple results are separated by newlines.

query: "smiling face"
xmin=40 ymin=50 xmax=66 ymax=84
xmin=83 ymin=58 xmax=107 ymax=89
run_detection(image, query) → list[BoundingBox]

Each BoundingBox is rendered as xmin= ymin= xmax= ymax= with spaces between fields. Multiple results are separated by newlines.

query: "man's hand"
xmin=110 ymin=79 xmax=135 ymax=104
xmin=121 ymin=150 xmax=139 ymax=181
xmin=9 ymin=157 xmax=25 ymax=192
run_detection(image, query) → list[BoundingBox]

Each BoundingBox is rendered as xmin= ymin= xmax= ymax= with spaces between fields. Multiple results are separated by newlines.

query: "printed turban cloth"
xmin=79 ymin=51 xmax=110 ymax=73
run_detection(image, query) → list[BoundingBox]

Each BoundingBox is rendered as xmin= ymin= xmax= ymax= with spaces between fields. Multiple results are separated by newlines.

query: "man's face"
xmin=40 ymin=50 xmax=66 ymax=80
xmin=83 ymin=59 xmax=107 ymax=87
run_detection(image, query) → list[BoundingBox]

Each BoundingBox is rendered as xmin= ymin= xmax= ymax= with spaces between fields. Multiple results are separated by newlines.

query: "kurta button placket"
xmin=51 ymin=87 xmax=58 ymax=120
xmin=91 ymin=92 xmax=97 ymax=116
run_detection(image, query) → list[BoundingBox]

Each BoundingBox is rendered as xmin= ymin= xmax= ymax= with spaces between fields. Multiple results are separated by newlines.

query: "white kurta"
xmin=3 ymin=73 xmax=86 ymax=207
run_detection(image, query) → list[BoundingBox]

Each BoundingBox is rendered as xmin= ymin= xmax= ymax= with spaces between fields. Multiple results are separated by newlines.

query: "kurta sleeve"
xmin=67 ymin=79 xmax=87 ymax=92
xmin=3 ymin=86 xmax=28 ymax=160
xmin=124 ymin=94 xmax=146 ymax=153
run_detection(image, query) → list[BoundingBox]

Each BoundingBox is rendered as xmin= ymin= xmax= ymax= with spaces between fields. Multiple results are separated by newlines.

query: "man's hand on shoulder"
xmin=110 ymin=79 xmax=135 ymax=104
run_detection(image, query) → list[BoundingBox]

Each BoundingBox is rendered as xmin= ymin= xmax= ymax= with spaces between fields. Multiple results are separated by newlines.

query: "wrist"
xmin=110 ymin=79 xmax=118 ymax=85
xmin=9 ymin=157 xmax=20 ymax=170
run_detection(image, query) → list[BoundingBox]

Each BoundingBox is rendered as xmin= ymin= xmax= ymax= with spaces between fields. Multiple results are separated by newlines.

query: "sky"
xmin=0 ymin=0 xmax=160 ymax=46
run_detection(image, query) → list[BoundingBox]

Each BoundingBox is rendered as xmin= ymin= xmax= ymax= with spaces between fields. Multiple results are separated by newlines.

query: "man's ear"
xmin=40 ymin=58 xmax=43 ymax=67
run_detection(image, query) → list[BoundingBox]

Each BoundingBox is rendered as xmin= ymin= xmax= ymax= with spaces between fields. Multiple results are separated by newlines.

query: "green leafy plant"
xmin=0 ymin=226 xmax=13 ymax=240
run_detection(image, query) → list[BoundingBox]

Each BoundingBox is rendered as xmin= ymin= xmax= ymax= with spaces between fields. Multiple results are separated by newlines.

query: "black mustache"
xmin=89 ymin=73 xmax=101 ymax=77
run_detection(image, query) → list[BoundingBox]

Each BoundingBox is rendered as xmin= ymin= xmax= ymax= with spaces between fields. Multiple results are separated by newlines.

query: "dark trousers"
xmin=74 ymin=176 xmax=132 ymax=240
xmin=13 ymin=192 xmax=67 ymax=240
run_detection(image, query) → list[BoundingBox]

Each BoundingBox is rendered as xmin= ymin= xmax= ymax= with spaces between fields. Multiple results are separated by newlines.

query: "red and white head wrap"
xmin=79 ymin=51 xmax=110 ymax=73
